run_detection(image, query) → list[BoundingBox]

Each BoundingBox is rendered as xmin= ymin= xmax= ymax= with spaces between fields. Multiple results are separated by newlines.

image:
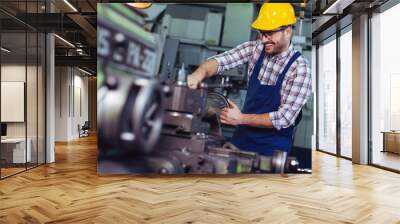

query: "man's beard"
xmin=264 ymin=42 xmax=276 ymax=54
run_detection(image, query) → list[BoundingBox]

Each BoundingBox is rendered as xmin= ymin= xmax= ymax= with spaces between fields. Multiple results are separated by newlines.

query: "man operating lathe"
xmin=187 ymin=3 xmax=312 ymax=156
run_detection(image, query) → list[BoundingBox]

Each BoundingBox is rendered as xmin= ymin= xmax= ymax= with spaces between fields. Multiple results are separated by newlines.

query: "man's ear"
xmin=285 ymin=26 xmax=293 ymax=38
xmin=285 ymin=26 xmax=292 ymax=36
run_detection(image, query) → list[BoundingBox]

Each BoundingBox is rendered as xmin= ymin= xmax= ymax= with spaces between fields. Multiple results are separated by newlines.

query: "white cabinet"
xmin=382 ymin=131 xmax=400 ymax=154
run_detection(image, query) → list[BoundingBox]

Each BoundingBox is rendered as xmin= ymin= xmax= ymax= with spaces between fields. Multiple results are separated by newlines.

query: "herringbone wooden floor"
xmin=1 ymin=135 xmax=400 ymax=224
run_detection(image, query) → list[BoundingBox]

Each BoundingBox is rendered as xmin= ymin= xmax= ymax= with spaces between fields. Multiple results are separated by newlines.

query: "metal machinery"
xmin=97 ymin=4 xmax=309 ymax=174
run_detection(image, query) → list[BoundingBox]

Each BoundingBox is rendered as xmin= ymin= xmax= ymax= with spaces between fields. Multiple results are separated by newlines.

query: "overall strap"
xmin=276 ymin=51 xmax=301 ymax=87
xmin=252 ymin=49 xmax=266 ymax=76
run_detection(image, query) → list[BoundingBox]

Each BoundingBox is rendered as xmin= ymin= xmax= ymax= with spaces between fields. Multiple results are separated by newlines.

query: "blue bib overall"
xmin=231 ymin=50 xmax=301 ymax=156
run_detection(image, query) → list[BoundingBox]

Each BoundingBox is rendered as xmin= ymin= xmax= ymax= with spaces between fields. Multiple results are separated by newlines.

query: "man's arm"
xmin=187 ymin=59 xmax=219 ymax=89
xmin=241 ymin=113 xmax=274 ymax=127
xmin=187 ymin=41 xmax=257 ymax=89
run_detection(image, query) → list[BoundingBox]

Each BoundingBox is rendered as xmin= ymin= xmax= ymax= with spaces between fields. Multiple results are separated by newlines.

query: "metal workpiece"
xmin=163 ymin=85 xmax=228 ymax=135
xmin=165 ymin=85 xmax=207 ymax=115
xmin=163 ymin=111 xmax=205 ymax=134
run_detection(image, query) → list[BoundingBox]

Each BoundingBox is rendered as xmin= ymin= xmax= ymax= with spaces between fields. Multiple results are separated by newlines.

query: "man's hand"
xmin=187 ymin=72 xmax=204 ymax=89
xmin=220 ymin=99 xmax=243 ymax=126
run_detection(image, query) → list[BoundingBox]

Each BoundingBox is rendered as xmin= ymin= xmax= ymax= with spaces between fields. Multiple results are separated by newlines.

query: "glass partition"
xmin=1 ymin=30 xmax=28 ymax=177
xmin=317 ymin=36 xmax=337 ymax=155
xmin=339 ymin=28 xmax=352 ymax=158
xmin=370 ymin=3 xmax=400 ymax=171
xmin=0 ymin=1 xmax=46 ymax=179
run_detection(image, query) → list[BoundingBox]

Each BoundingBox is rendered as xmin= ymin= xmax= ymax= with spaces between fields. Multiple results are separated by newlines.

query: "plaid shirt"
xmin=211 ymin=40 xmax=312 ymax=130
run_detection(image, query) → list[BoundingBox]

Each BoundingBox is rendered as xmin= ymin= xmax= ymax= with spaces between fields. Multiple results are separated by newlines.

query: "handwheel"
xmin=132 ymin=79 xmax=164 ymax=154
xmin=98 ymin=75 xmax=164 ymax=154
xmin=205 ymin=92 xmax=229 ymax=117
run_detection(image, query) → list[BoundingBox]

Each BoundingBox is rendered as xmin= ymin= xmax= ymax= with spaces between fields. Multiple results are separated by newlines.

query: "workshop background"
xmin=97 ymin=3 xmax=313 ymax=175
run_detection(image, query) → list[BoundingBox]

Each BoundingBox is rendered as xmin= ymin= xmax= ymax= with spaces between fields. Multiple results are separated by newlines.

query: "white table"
xmin=1 ymin=138 xmax=31 ymax=163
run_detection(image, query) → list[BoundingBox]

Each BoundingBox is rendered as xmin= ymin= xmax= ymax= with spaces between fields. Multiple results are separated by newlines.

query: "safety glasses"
xmin=258 ymin=26 xmax=288 ymax=38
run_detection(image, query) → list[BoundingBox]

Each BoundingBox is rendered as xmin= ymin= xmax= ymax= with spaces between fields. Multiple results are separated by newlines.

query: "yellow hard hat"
xmin=127 ymin=3 xmax=152 ymax=9
xmin=252 ymin=3 xmax=297 ymax=31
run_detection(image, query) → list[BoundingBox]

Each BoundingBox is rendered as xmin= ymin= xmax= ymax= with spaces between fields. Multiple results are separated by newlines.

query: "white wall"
xmin=55 ymin=67 xmax=69 ymax=141
xmin=71 ymin=72 xmax=89 ymax=138
xmin=55 ymin=67 xmax=89 ymax=141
